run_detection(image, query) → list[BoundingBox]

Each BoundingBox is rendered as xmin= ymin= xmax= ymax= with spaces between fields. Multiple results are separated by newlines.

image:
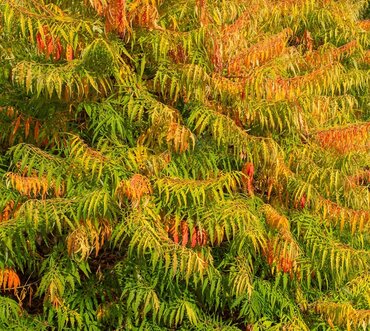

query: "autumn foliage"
xmin=0 ymin=0 xmax=369 ymax=330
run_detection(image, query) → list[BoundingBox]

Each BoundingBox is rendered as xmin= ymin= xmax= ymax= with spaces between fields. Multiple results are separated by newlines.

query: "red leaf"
xmin=173 ymin=228 xmax=179 ymax=244
xmin=36 ymin=33 xmax=45 ymax=52
xmin=191 ymin=228 xmax=197 ymax=248
xmin=54 ymin=38 xmax=63 ymax=61
xmin=300 ymin=194 xmax=307 ymax=209
xmin=181 ymin=222 xmax=189 ymax=246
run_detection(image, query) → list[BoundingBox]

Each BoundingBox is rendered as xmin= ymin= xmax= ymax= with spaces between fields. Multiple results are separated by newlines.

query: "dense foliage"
xmin=0 ymin=0 xmax=369 ymax=329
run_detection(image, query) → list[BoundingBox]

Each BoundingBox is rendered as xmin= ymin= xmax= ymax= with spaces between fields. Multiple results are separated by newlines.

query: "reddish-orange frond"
xmin=87 ymin=0 xmax=129 ymax=35
xmin=305 ymin=40 xmax=358 ymax=67
xmin=128 ymin=1 xmax=160 ymax=30
xmin=116 ymin=174 xmax=153 ymax=206
xmin=241 ymin=162 xmax=254 ymax=195
xmin=313 ymin=122 xmax=370 ymax=154
xmin=0 ymin=268 xmax=21 ymax=293
xmin=358 ymin=20 xmax=370 ymax=31
xmin=262 ymin=205 xmax=300 ymax=277
xmin=167 ymin=220 xmax=208 ymax=248
xmin=317 ymin=198 xmax=370 ymax=233
xmin=0 ymin=201 xmax=20 ymax=222
xmin=228 ymin=29 xmax=293 ymax=75
xmin=6 ymin=173 xmax=64 ymax=199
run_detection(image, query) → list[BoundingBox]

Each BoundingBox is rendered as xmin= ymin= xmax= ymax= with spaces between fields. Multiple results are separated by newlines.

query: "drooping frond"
xmin=315 ymin=301 xmax=370 ymax=330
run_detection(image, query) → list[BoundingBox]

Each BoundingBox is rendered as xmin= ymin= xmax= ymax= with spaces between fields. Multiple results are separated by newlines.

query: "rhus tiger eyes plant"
xmin=0 ymin=0 xmax=369 ymax=330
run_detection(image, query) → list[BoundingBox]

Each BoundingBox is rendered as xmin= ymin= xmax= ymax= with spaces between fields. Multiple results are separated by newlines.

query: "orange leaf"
xmin=181 ymin=222 xmax=189 ymax=246
xmin=12 ymin=116 xmax=21 ymax=135
xmin=66 ymin=45 xmax=73 ymax=61
xmin=191 ymin=228 xmax=197 ymax=248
